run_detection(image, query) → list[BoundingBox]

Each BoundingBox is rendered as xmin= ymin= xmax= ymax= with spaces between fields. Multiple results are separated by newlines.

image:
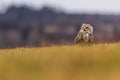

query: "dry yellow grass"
xmin=0 ymin=43 xmax=120 ymax=80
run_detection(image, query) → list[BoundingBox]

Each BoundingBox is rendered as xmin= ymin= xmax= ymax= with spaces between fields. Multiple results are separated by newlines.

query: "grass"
xmin=0 ymin=43 xmax=120 ymax=80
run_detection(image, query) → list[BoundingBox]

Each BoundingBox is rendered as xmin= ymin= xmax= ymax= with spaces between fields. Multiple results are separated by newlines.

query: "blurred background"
xmin=0 ymin=0 xmax=120 ymax=48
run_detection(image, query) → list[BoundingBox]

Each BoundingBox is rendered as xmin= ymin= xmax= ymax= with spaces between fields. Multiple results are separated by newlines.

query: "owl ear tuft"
xmin=82 ymin=23 xmax=85 ymax=27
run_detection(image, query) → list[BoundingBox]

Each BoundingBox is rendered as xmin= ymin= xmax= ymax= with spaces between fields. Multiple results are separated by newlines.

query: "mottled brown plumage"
xmin=75 ymin=23 xmax=94 ymax=44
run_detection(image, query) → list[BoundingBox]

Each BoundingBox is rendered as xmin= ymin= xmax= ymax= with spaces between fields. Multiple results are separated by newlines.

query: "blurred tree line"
xmin=0 ymin=5 xmax=120 ymax=48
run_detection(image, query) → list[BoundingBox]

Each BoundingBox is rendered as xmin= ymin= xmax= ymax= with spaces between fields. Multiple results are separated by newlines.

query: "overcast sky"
xmin=0 ymin=0 xmax=120 ymax=14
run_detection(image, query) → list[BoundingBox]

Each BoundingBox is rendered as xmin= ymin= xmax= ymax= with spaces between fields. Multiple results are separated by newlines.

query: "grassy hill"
xmin=0 ymin=43 xmax=120 ymax=80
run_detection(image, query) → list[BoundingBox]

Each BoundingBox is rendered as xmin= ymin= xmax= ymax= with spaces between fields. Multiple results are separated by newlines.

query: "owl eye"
xmin=86 ymin=27 xmax=89 ymax=28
